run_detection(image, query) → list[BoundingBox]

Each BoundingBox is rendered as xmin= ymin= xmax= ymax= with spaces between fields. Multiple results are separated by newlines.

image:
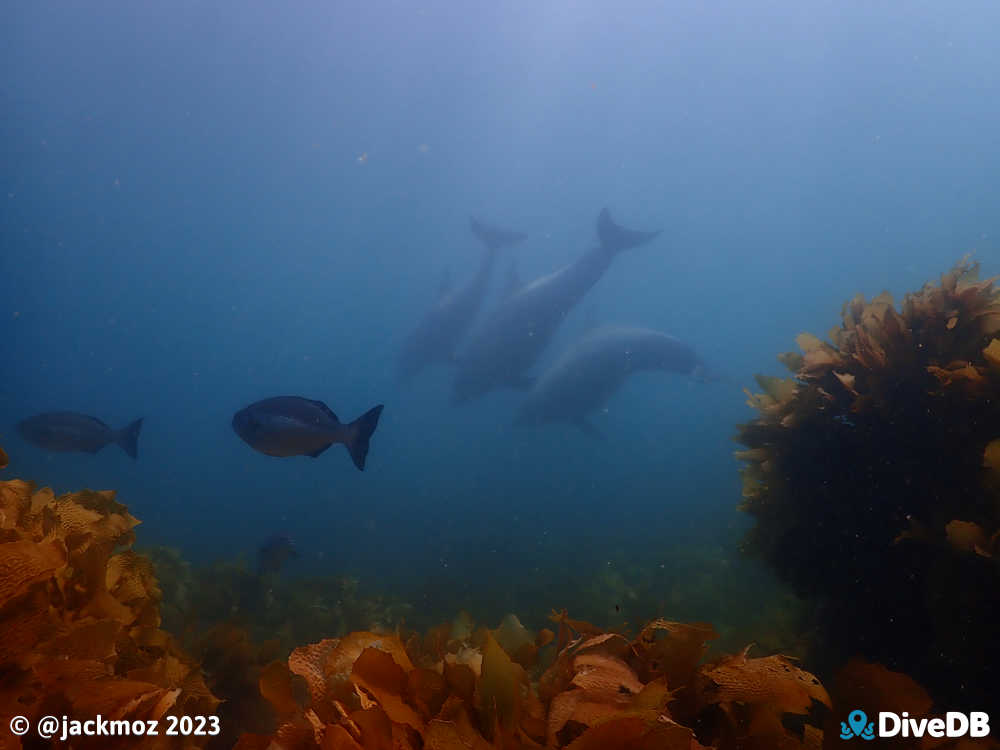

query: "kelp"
xmin=144 ymin=533 xmax=805 ymax=673
xmin=235 ymin=610 xmax=829 ymax=750
xmin=0 ymin=467 xmax=219 ymax=749
xmin=144 ymin=545 xmax=416 ymax=658
xmin=193 ymin=624 xmax=304 ymax=749
xmin=3 ymin=443 xmax=993 ymax=748
xmin=736 ymin=258 xmax=1000 ymax=711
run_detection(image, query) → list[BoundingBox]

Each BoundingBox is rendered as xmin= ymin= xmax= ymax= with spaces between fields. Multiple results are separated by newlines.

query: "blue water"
xmin=2 ymin=0 xmax=998 ymax=624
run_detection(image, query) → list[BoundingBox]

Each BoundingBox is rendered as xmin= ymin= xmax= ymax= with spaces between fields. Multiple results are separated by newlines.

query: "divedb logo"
xmin=840 ymin=710 xmax=990 ymax=740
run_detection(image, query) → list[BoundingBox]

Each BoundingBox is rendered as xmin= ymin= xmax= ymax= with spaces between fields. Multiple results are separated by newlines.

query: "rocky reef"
xmin=737 ymin=258 xmax=1000 ymax=712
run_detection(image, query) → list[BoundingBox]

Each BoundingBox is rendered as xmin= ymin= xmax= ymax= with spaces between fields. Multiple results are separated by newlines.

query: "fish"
xmin=513 ymin=326 xmax=703 ymax=436
xmin=452 ymin=209 xmax=661 ymax=402
xmin=17 ymin=412 xmax=144 ymax=459
xmin=256 ymin=533 xmax=299 ymax=576
xmin=232 ymin=396 xmax=384 ymax=470
xmin=397 ymin=217 xmax=527 ymax=380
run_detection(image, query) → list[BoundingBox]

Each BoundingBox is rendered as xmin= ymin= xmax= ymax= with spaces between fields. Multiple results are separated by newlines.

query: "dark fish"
xmin=17 ymin=412 xmax=143 ymax=459
xmin=232 ymin=396 xmax=384 ymax=470
xmin=257 ymin=533 xmax=298 ymax=576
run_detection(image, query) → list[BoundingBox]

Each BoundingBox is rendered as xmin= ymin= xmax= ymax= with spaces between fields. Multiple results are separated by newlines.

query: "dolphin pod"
xmin=514 ymin=326 xmax=704 ymax=436
xmin=397 ymin=218 xmax=527 ymax=381
xmin=19 ymin=208 xmax=682 ymax=469
xmin=451 ymin=209 xmax=661 ymax=403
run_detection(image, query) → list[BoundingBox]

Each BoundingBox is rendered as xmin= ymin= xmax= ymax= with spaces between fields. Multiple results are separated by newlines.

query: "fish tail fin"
xmin=345 ymin=405 xmax=384 ymax=471
xmin=116 ymin=418 xmax=143 ymax=460
xmin=469 ymin=217 xmax=528 ymax=252
xmin=596 ymin=208 xmax=661 ymax=253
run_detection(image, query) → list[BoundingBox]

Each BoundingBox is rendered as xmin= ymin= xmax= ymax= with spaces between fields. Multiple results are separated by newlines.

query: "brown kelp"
xmin=0 ymin=475 xmax=219 ymax=749
xmin=3 ymin=444 xmax=995 ymax=748
xmin=736 ymin=258 xmax=1000 ymax=710
xmin=234 ymin=611 xmax=831 ymax=750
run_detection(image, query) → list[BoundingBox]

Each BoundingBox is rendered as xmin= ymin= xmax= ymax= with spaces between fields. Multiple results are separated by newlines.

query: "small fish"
xmin=257 ymin=533 xmax=299 ymax=576
xmin=232 ymin=396 xmax=384 ymax=470
xmin=17 ymin=412 xmax=143 ymax=459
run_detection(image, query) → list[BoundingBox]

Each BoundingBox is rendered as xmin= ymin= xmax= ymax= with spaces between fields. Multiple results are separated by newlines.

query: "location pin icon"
xmin=848 ymin=710 xmax=868 ymax=737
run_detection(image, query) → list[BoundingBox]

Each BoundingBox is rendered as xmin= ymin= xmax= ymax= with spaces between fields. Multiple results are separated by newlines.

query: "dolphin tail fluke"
xmin=115 ymin=418 xmax=143 ymax=460
xmin=470 ymin=217 xmax=528 ymax=252
xmin=345 ymin=404 xmax=384 ymax=471
xmin=596 ymin=208 xmax=661 ymax=253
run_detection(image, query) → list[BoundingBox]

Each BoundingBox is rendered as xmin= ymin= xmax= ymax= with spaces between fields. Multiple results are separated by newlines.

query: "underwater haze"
xmin=2 ymin=0 xmax=999 ymax=628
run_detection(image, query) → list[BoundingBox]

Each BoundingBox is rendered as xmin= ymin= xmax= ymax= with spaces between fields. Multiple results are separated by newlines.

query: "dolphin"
xmin=514 ymin=326 xmax=704 ymax=436
xmin=396 ymin=218 xmax=527 ymax=380
xmin=451 ymin=209 xmax=661 ymax=402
